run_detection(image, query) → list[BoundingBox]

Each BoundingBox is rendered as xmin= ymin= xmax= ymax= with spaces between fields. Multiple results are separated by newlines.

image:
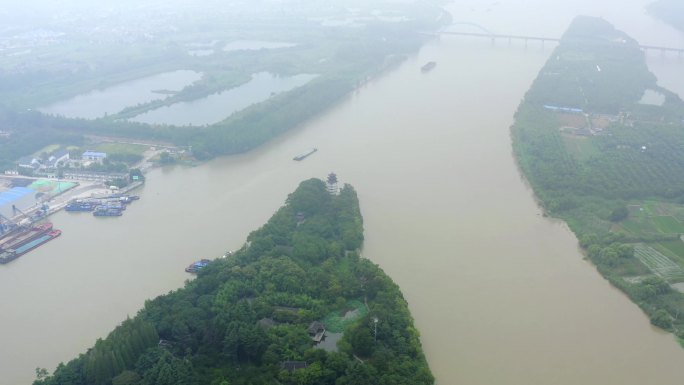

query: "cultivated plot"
xmin=634 ymin=244 xmax=684 ymax=283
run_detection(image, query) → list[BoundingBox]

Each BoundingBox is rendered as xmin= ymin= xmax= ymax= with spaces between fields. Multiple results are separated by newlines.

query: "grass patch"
xmin=612 ymin=256 xmax=652 ymax=276
xmin=621 ymin=217 xmax=660 ymax=234
xmin=653 ymin=216 xmax=684 ymax=234
xmin=655 ymin=241 xmax=684 ymax=269
xmin=562 ymin=135 xmax=599 ymax=162
xmin=322 ymin=300 xmax=367 ymax=333
xmin=31 ymin=144 xmax=61 ymax=157
xmin=643 ymin=201 xmax=663 ymax=216
xmin=93 ymin=142 xmax=149 ymax=156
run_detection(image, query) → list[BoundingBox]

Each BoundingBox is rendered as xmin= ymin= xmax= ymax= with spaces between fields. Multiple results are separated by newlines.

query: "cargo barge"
xmin=0 ymin=222 xmax=53 ymax=251
xmin=65 ymin=201 xmax=96 ymax=212
xmin=293 ymin=148 xmax=317 ymax=161
xmin=93 ymin=207 xmax=124 ymax=217
xmin=0 ymin=225 xmax=61 ymax=264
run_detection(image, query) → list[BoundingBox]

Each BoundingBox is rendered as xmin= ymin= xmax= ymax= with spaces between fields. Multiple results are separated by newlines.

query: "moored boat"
xmin=185 ymin=259 xmax=211 ymax=273
xmin=93 ymin=207 xmax=124 ymax=217
xmin=65 ymin=201 xmax=96 ymax=212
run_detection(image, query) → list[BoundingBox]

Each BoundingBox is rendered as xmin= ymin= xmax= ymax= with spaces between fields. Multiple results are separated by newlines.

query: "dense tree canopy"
xmin=35 ymin=179 xmax=433 ymax=385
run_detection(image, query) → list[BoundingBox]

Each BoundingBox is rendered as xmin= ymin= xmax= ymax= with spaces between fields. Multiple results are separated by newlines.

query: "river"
xmin=2 ymin=1 xmax=684 ymax=384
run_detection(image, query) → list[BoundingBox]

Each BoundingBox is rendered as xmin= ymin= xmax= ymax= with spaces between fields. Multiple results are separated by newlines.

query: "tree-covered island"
xmin=33 ymin=179 xmax=434 ymax=385
xmin=511 ymin=16 xmax=684 ymax=342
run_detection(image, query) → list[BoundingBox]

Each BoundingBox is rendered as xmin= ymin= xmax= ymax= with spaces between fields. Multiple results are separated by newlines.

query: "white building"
xmin=48 ymin=149 xmax=70 ymax=168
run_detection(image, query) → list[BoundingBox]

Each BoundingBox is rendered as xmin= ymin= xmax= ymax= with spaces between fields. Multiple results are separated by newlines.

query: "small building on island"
xmin=308 ymin=321 xmax=326 ymax=343
xmin=281 ymin=361 xmax=308 ymax=373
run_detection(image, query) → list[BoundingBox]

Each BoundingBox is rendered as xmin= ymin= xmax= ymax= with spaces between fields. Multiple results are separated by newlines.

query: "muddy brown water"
xmin=2 ymin=1 xmax=684 ymax=383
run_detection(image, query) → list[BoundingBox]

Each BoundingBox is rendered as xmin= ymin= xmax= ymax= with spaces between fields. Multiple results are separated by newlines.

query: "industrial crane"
xmin=11 ymin=204 xmax=46 ymax=224
xmin=0 ymin=213 xmax=18 ymax=236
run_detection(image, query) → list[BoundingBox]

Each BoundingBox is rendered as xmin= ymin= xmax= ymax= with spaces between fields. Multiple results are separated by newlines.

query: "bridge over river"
xmin=435 ymin=30 xmax=684 ymax=55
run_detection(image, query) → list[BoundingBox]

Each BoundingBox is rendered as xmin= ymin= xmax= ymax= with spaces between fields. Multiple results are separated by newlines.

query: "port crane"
xmin=12 ymin=204 xmax=46 ymax=224
xmin=0 ymin=213 xmax=18 ymax=236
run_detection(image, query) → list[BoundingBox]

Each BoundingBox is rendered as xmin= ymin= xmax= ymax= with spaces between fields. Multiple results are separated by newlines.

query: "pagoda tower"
xmin=326 ymin=172 xmax=338 ymax=195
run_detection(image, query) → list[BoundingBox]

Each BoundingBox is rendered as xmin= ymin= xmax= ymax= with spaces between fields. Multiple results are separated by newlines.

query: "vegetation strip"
xmin=511 ymin=16 xmax=684 ymax=339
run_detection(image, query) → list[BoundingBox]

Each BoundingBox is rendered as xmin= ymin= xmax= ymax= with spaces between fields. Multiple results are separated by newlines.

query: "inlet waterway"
xmin=39 ymin=70 xmax=202 ymax=119
xmin=130 ymin=72 xmax=317 ymax=126
xmin=3 ymin=1 xmax=684 ymax=384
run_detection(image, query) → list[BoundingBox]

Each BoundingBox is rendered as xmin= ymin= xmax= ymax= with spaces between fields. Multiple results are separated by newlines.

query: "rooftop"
xmin=0 ymin=187 xmax=34 ymax=207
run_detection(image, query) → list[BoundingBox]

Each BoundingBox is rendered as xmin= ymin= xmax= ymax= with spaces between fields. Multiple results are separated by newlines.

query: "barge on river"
xmin=0 ymin=222 xmax=61 ymax=264
xmin=293 ymin=148 xmax=317 ymax=161
xmin=421 ymin=61 xmax=436 ymax=72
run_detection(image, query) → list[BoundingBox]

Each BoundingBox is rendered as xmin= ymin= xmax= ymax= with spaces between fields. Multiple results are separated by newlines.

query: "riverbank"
xmin=0 ymin=176 xmax=144 ymax=221
xmin=511 ymin=16 xmax=684 ymax=341
xmin=0 ymin=1 xmax=449 ymax=172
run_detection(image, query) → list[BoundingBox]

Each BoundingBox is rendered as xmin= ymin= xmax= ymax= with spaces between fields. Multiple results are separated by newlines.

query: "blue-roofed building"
xmin=0 ymin=187 xmax=37 ymax=219
xmin=82 ymin=151 xmax=107 ymax=163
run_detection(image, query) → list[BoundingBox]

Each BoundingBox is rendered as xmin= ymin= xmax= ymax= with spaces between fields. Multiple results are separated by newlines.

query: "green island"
xmin=511 ymin=16 xmax=684 ymax=342
xmin=33 ymin=179 xmax=433 ymax=385
xmin=0 ymin=1 xmax=449 ymax=171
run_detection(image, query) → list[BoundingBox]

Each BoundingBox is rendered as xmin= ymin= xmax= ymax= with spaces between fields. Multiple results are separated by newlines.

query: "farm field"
xmin=634 ymin=244 xmax=684 ymax=283
xmin=619 ymin=201 xmax=684 ymax=236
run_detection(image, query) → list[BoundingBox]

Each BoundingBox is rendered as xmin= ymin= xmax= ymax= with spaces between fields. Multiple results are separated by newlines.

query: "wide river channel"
xmin=2 ymin=1 xmax=684 ymax=384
